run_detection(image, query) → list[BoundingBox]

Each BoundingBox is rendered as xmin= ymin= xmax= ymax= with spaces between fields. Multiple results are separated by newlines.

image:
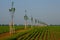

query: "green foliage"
xmin=0 ymin=26 xmax=60 ymax=40
xmin=0 ymin=26 xmax=9 ymax=34
xmin=31 ymin=17 xmax=33 ymax=22
xmin=9 ymin=8 xmax=15 ymax=12
xmin=35 ymin=19 xmax=37 ymax=23
xmin=0 ymin=25 xmax=30 ymax=34
xmin=24 ymin=14 xmax=29 ymax=20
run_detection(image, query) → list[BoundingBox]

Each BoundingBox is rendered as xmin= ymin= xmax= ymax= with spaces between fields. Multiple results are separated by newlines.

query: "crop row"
xmin=1 ymin=26 xmax=60 ymax=40
xmin=7 ymin=27 xmax=50 ymax=40
xmin=0 ymin=25 xmax=31 ymax=34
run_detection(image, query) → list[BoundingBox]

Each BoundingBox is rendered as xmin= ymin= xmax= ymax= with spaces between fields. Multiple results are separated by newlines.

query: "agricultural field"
xmin=0 ymin=25 xmax=30 ymax=34
xmin=0 ymin=25 xmax=60 ymax=40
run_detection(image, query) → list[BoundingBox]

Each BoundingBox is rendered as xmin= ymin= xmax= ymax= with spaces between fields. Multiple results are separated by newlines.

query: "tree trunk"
xmin=9 ymin=21 xmax=13 ymax=35
xmin=31 ymin=22 xmax=33 ymax=28
xmin=12 ymin=14 xmax=15 ymax=34
xmin=25 ymin=20 xmax=27 ymax=29
xmin=9 ymin=14 xmax=15 ymax=35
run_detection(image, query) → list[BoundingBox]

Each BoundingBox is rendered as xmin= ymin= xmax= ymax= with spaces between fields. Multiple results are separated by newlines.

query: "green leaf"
xmin=24 ymin=14 xmax=29 ymax=20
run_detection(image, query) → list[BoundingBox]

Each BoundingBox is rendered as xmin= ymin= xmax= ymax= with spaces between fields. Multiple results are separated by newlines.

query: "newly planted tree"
xmin=9 ymin=1 xmax=15 ymax=34
xmin=31 ymin=16 xmax=33 ymax=28
xmin=39 ymin=21 xmax=44 ymax=26
xmin=35 ymin=19 xmax=37 ymax=27
xmin=39 ymin=21 xmax=47 ymax=26
xmin=24 ymin=10 xmax=29 ymax=29
xmin=38 ymin=20 xmax=40 ymax=26
xmin=41 ymin=22 xmax=47 ymax=26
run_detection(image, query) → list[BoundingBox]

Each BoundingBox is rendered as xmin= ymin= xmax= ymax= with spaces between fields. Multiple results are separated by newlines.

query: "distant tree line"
xmin=0 ymin=24 xmax=18 ymax=26
xmin=50 ymin=24 xmax=60 ymax=26
xmin=0 ymin=24 xmax=60 ymax=26
xmin=0 ymin=24 xmax=32 ymax=26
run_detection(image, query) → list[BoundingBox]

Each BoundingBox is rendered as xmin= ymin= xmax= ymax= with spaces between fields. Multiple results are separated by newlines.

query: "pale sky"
xmin=0 ymin=0 xmax=60 ymax=25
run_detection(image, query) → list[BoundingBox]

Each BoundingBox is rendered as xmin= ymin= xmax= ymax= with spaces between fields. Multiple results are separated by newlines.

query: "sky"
xmin=0 ymin=0 xmax=60 ymax=25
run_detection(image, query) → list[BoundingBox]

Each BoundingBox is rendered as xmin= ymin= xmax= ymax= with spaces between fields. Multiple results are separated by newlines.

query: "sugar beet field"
xmin=0 ymin=26 xmax=60 ymax=40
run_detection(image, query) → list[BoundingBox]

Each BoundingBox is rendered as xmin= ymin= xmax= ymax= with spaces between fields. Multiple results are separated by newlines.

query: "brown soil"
xmin=0 ymin=28 xmax=31 ymax=40
xmin=50 ymin=31 xmax=55 ymax=40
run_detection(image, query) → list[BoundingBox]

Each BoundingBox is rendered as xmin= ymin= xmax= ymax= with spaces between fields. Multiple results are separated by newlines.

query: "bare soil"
xmin=0 ymin=28 xmax=31 ymax=40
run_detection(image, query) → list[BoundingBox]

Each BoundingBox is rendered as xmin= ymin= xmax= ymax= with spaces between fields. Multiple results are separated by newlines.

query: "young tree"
xmin=31 ymin=16 xmax=33 ymax=28
xmin=42 ymin=22 xmax=47 ymax=26
xmin=24 ymin=10 xmax=29 ymax=29
xmin=39 ymin=21 xmax=47 ymax=26
xmin=38 ymin=20 xmax=40 ymax=26
xmin=9 ymin=1 xmax=15 ymax=34
xmin=35 ymin=19 xmax=37 ymax=26
xmin=39 ymin=21 xmax=44 ymax=26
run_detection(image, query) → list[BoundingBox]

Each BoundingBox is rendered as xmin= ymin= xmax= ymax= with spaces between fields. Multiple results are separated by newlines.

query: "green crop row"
xmin=1 ymin=26 xmax=60 ymax=40
xmin=6 ymin=29 xmax=32 ymax=40
xmin=6 ymin=27 xmax=48 ymax=40
xmin=0 ymin=26 xmax=9 ymax=34
xmin=0 ymin=25 xmax=31 ymax=34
